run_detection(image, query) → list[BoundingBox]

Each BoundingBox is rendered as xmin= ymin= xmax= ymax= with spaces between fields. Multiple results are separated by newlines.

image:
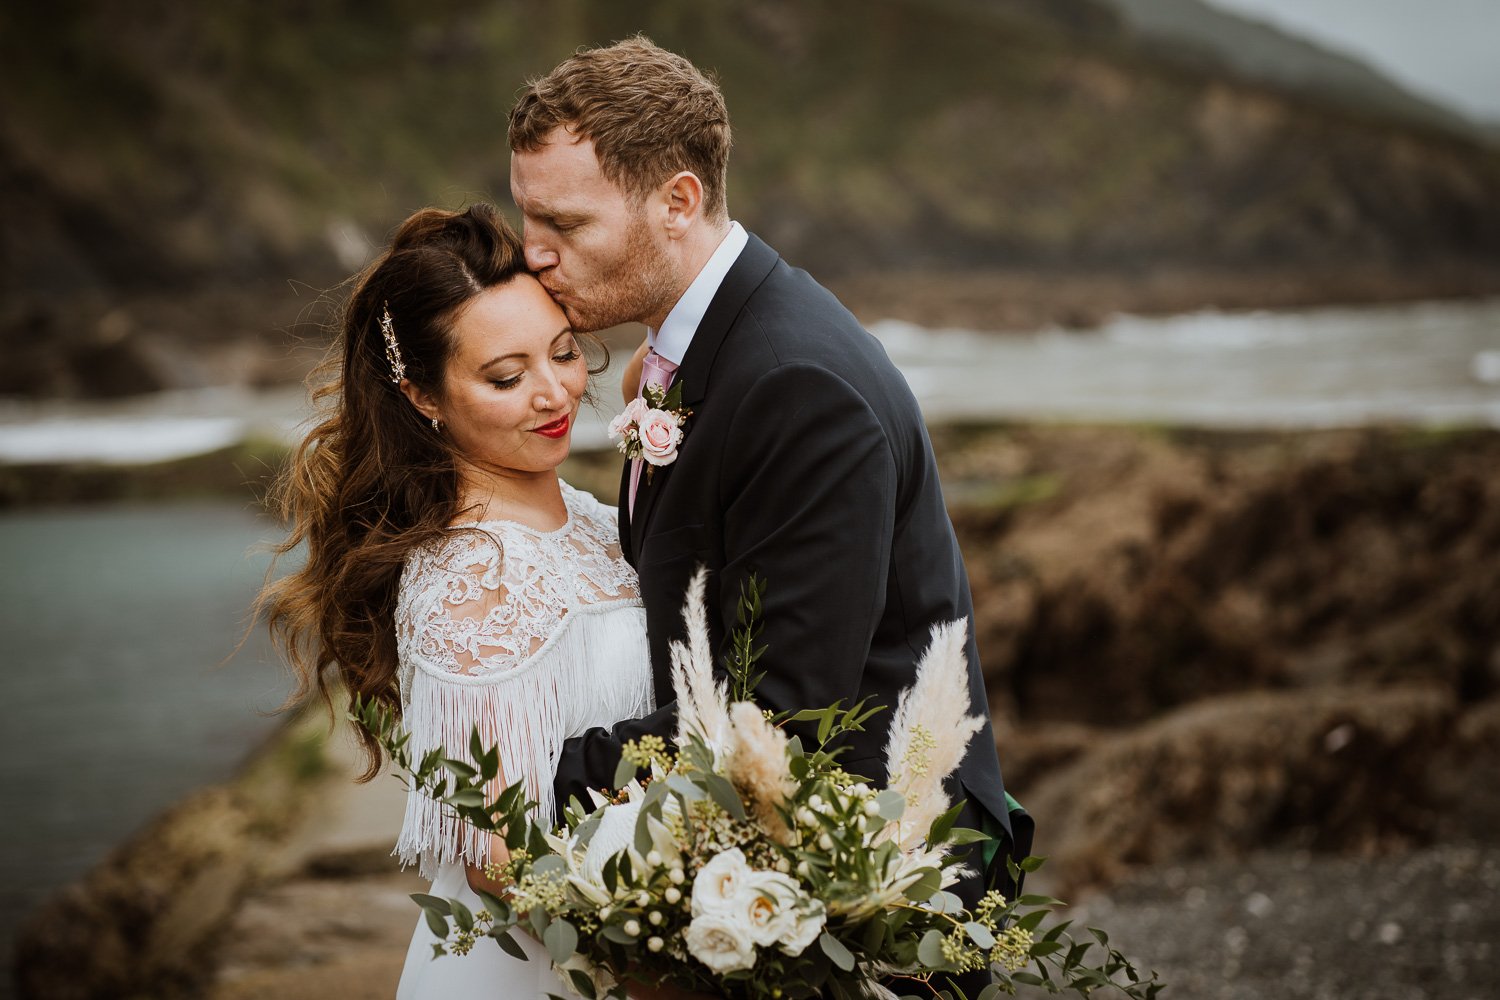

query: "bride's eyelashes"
xmin=489 ymin=350 xmax=582 ymax=391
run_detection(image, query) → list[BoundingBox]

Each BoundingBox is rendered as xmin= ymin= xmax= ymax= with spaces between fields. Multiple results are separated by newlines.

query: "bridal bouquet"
xmin=355 ymin=572 xmax=1160 ymax=1000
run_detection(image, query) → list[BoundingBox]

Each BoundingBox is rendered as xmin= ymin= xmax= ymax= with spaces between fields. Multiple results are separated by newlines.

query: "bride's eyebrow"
xmin=480 ymin=350 xmax=528 ymax=368
xmin=479 ymin=330 xmax=573 ymax=368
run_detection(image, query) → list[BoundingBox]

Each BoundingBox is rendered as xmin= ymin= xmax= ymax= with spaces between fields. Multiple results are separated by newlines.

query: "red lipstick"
xmin=534 ymin=414 xmax=570 ymax=439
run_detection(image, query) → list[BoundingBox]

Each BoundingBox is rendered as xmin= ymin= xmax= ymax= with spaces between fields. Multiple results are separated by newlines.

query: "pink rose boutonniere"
xmin=609 ymin=380 xmax=693 ymax=481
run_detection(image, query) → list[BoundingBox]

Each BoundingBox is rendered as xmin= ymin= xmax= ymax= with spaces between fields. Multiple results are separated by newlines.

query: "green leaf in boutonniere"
xmin=661 ymin=378 xmax=685 ymax=412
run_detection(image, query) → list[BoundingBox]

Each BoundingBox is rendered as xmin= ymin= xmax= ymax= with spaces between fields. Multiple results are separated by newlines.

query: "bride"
xmin=261 ymin=203 xmax=655 ymax=997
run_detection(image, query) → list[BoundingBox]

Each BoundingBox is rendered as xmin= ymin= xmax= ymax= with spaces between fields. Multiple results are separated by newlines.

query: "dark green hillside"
xmin=3 ymin=0 xmax=1499 ymax=393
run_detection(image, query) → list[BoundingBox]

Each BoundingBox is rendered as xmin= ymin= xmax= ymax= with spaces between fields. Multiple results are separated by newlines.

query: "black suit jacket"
xmin=551 ymin=233 xmax=1013 ymax=846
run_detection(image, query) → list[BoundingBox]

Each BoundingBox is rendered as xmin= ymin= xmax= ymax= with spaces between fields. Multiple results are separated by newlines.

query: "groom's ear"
xmin=661 ymin=170 xmax=705 ymax=240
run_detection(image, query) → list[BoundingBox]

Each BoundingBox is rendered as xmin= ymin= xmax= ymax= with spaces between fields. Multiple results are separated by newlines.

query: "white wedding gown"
xmin=392 ymin=481 xmax=654 ymax=999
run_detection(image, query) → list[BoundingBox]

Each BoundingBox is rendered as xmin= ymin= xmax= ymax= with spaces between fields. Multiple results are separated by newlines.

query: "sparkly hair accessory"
xmin=380 ymin=302 xmax=406 ymax=383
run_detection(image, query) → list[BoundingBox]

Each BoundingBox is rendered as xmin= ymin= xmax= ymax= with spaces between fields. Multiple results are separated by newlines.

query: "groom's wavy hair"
xmin=509 ymin=34 xmax=732 ymax=219
xmin=259 ymin=204 xmax=600 ymax=780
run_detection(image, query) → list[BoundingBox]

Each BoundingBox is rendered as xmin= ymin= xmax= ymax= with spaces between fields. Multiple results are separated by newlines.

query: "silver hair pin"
xmin=380 ymin=302 xmax=406 ymax=383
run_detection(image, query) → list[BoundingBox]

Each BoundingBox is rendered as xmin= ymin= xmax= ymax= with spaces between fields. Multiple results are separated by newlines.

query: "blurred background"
xmin=2 ymin=1 xmax=1498 ymax=997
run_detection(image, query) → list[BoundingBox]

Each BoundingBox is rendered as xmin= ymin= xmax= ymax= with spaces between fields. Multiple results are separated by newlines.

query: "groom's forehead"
xmin=511 ymin=134 xmax=623 ymax=209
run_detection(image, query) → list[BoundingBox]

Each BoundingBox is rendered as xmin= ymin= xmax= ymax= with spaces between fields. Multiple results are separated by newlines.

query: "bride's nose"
xmin=534 ymin=370 xmax=565 ymax=411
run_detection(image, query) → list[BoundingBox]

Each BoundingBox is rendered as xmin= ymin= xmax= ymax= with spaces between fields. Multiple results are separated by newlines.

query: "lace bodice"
xmin=392 ymin=481 xmax=654 ymax=878
xmin=395 ymin=481 xmax=639 ymax=683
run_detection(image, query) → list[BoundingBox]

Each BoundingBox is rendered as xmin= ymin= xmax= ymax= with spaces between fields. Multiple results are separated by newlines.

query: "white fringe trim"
xmin=394 ymin=605 xmax=653 ymax=880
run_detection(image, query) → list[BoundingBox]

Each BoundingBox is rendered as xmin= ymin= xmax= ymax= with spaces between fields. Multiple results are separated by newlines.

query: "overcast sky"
xmin=1201 ymin=0 xmax=1500 ymax=125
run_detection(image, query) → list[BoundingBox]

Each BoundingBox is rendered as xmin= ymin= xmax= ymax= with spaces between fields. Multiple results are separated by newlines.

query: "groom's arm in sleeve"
xmin=716 ymin=361 xmax=896 ymax=749
xmin=551 ymin=703 xmax=678 ymax=813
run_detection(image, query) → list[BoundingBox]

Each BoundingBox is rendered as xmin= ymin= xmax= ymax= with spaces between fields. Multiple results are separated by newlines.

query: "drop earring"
xmin=431 ymin=418 xmax=441 ymax=432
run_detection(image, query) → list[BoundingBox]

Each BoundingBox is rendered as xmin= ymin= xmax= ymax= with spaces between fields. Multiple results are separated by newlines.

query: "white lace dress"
xmin=393 ymin=482 xmax=653 ymax=999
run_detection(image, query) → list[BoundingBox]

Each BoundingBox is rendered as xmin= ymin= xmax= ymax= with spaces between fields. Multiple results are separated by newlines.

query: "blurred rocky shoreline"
xmin=10 ymin=422 xmax=1500 ymax=998
xmin=10 ymin=265 xmax=1500 ymax=403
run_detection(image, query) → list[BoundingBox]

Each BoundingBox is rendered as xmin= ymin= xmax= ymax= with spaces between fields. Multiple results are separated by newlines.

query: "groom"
xmin=509 ymin=35 xmax=1030 ymax=993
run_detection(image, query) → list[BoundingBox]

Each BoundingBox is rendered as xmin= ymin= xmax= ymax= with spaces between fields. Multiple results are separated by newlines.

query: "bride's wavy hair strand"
xmin=259 ymin=204 xmax=562 ymax=780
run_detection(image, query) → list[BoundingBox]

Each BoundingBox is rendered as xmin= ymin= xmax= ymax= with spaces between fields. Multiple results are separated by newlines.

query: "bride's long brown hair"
xmin=260 ymin=204 xmax=533 ymax=780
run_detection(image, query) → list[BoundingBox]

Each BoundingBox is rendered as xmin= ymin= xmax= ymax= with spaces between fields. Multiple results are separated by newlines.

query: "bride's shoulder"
xmin=561 ymin=480 xmax=620 ymax=531
xmin=400 ymin=524 xmax=508 ymax=590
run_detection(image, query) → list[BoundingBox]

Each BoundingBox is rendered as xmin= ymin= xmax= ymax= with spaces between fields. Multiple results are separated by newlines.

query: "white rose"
xmin=684 ymin=912 xmax=758 ymax=974
xmin=691 ymin=848 xmax=751 ymax=918
xmin=776 ymin=897 xmax=826 ymax=957
xmin=637 ymin=408 xmax=684 ymax=466
xmin=743 ymin=871 xmax=826 ymax=956
xmin=739 ymin=875 xmax=790 ymax=948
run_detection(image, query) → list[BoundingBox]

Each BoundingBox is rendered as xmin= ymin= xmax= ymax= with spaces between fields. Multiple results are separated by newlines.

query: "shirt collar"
xmin=646 ymin=221 xmax=749 ymax=366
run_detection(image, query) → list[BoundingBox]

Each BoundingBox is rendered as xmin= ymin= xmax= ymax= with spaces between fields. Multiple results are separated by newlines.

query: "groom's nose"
xmin=523 ymin=233 xmax=558 ymax=272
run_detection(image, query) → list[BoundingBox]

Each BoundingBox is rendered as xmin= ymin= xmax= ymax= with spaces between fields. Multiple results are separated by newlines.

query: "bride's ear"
xmin=398 ymin=378 xmax=442 ymax=425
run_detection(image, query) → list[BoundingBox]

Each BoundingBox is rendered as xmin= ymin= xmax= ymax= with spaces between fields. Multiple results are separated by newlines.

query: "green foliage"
xmin=724 ymin=573 xmax=768 ymax=704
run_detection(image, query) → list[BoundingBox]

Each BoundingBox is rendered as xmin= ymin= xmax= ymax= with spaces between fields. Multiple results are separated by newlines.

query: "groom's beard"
xmin=550 ymin=216 xmax=679 ymax=334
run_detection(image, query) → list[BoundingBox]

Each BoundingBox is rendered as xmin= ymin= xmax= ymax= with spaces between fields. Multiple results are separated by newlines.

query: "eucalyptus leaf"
xmin=964 ymin=921 xmax=996 ymax=949
xmin=917 ymin=928 xmax=947 ymax=969
xmin=601 ymin=924 xmax=637 ymax=945
xmin=875 ymin=789 xmax=906 ymax=821
xmin=667 ymin=773 xmax=706 ymax=802
xmin=424 ymin=908 xmax=450 ymax=938
xmin=477 ymin=891 xmax=511 ymax=922
xmin=410 ymin=893 xmax=452 ymax=916
xmin=704 ymin=773 xmax=747 ymax=820
xmin=451 ymin=899 xmax=475 ymax=933
xmin=818 ymin=932 xmax=856 ymax=971
xmin=933 ymin=890 xmax=964 ymax=914
xmin=614 ymin=754 xmax=637 ymax=789
xmin=531 ymin=855 xmax=566 ymax=877
xmin=902 ymin=867 xmax=942 ymax=901
xmin=544 ymin=918 xmax=579 ymax=964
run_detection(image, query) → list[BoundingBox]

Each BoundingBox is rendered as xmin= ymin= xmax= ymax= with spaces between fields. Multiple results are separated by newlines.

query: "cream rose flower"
xmin=684 ymin=912 xmax=757 ymax=974
xmin=691 ymin=848 xmax=751 ymax=919
xmin=637 ymin=408 xmax=684 ymax=466
xmin=740 ymin=876 xmax=788 ymax=948
xmin=742 ymin=871 xmax=826 ymax=955
xmin=775 ymin=896 xmax=826 ymax=957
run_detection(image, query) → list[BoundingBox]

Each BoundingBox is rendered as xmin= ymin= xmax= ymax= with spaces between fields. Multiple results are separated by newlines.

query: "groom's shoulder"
xmin=735 ymin=254 xmax=880 ymax=366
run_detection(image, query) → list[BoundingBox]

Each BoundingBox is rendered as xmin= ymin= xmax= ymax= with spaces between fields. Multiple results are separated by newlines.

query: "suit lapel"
xmin=616 ymin=459 xmax=636 ymax=565
xmin=628 ymin=234 xmax=780 ymax=556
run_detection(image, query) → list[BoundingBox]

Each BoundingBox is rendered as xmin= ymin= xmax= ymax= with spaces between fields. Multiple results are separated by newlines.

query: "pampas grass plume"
xmin=883 ymin=619 xmax=984 ymax=848
xmin=670 ymin=567 xmax=730 ymax=750
xmin=726 ymin=701 xmax=796 ymax=844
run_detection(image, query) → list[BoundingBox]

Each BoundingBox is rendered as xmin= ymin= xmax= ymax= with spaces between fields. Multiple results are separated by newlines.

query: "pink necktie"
xmin=628 ymin=350 xmax=680 ymax=517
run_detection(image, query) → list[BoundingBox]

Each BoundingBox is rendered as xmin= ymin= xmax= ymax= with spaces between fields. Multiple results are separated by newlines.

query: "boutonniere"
xmin=608 ymin=380 xmax=693 ymax=481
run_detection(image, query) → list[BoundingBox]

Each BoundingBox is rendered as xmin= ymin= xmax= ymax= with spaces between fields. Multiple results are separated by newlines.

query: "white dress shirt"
xmin=645 ymin=220 xmax=749 ymax=365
